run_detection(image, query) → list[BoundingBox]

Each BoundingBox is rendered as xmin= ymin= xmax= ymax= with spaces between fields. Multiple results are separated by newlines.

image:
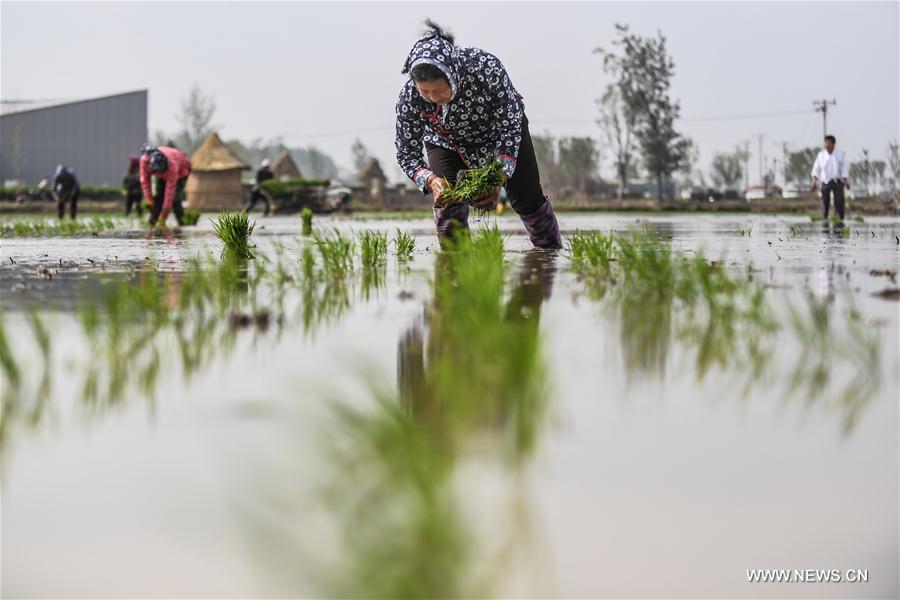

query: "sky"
xmin=2 ymin=1 xmax=898 ymax=184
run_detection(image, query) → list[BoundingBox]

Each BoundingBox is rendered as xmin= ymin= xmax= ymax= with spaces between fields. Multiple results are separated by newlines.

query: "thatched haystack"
xmin=185 ymin=133 xmax=249 ymax=210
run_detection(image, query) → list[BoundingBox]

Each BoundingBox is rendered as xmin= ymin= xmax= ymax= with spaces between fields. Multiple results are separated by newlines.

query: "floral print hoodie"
xmin=395 ymin=33 xmax=525 ymax=192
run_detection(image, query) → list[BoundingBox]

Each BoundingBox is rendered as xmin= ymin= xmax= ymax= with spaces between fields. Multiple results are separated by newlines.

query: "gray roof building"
xmin=1 ymin=90 xmax=147 ymax=185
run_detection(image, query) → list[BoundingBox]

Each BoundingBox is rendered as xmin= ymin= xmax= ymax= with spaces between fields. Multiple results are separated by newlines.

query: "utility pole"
xmin=813 ymin=98 xmax=837 ymax=138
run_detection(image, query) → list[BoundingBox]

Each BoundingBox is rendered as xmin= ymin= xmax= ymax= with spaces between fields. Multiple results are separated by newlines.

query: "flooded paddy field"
xmin=1 ymin=213 xmax=898 ymax=598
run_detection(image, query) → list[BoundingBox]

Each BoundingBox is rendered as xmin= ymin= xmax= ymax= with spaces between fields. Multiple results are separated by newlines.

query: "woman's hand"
xmin=472 ymin=186 xmax=501 ymax=211
xmin=427 ymin=175 xmax=450 ymax=205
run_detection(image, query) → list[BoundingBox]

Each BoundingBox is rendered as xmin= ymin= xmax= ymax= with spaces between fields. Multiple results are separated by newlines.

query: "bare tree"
xmin=710 ymin=151 xmax=743 ymax=190
xmin=351 ymin=138 xmax=371 ymax=174
xmin=596 ymin=84 xmax=635 ymax=200
xmin=175 ymin=83 xmax=217 ymax=154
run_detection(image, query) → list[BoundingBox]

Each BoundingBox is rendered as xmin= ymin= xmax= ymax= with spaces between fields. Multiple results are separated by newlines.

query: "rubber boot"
xmin=433 ymin=203 xmax=469 ymax=246
xmin=520 ymin=196 xmax=561 ymax=249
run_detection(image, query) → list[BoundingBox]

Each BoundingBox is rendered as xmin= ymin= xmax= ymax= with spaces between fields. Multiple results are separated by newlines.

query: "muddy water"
xmin=1 ymin=213 xmax=898 ymax=598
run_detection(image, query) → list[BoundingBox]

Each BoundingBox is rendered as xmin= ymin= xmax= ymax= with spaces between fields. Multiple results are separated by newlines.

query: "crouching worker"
xmin=52 ymin=164 xmax=80 ymax=220
xmin=140 ymin=144 xmax=192 ymax=227
xmin=247 ymin=158 xmax=275 ymax=215
xmin=122 ymin=155 xmax=143 ymax=217
xmin=394 ymin=20 xmax=561 ymax=248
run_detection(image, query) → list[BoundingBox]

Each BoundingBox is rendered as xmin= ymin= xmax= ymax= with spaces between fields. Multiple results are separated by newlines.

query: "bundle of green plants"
xmin=301 ymin=207 xmax=314 ymax=236
xmin=359 ymin=230 xmax=389 ymax=268
xmin=180 ymin=209 xmax=201 ymax=226
xmin=212 ymin=211 xmax=255 ymax=260
xmin=261 ymin=178 xmax=332 ymax=197
xmin=393 ymin=229 xmax=415 ymax=261
xmin=438 ymin=160 xmax=505 ymax=207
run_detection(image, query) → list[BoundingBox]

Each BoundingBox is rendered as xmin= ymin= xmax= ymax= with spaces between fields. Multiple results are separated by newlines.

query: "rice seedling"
xmin=852 ymin=214 xmax=865 ymax=223
xmin=0 ymin=316 xmax=20 ymax=390
xmin=788 ymin=223 xmax=802 ymax=237
xmin=808 ymin=213 xmax=824 ymax=223
xmin=301 ymin=207 xmax=314 ymax=236
xmin=315 ymin=230 xmax=355 ymax=276
xmin=212 ymin=211 xmax=255 ymax=260
xmin=393 ymin=229 xmax=416 ymax=261
xmin=566 ymin=230 xmax=616 ymax=275
xmin=438 ymin=160 xmax=505 ymax=207
xmin=0 ymin=216 xmax=118 ymax=238
xmin=359 ymin=230 xmax=389 ymax=268
xmin=180 ymin=209 xmax=201 ymax=226
xmin=736 ymin=225 xmax=753 ymax=237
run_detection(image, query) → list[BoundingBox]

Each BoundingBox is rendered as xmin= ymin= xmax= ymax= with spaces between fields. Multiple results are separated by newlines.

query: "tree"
xmin=596 ymin=84 xmax=636 ymax=199
xmin=174 ymin=83 xmax=217 ymax=154
xmin=531 ymin=133 xmax=559 ymax=189
xmin=351 ymin=138 xmax=370 ymax=174
xmin=677 ymin=137 xmax=699 ymax=188
xmin=597 ymin=24 xmax=690 ymax=199
xmin=558 ymin=137 xmax=599 ymax=195
xmin=887 ymin=141 xmax=900 ymax=195
xmin=785 ymin=147 xmax=819 ymax=185
xmin=710 ymin=151 xmax=743 ymax=190
xmin=849 ymin=149 xmax=874 ymax=197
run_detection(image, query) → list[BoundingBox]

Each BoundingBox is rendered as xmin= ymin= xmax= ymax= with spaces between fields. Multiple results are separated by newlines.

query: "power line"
xmin=681 ymin=109 xmax=811 ymax=123
xmin=278 ymin=107 xmax=817 ymax=140
xmin=813 ymin=98 xmax=837 ymax=137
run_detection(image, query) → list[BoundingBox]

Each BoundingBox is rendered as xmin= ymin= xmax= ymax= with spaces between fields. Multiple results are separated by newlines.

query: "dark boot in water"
xmin=434 ymin=203 xmax=470 ymax=246
xmin=520 ymin=196 xmax=561 ymax=249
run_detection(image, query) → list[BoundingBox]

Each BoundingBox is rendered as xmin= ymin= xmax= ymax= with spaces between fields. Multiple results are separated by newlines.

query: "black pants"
xmin=425 ymin=116 xmax=546 ymax=216
xmin=149 ymin=177 xmax=187 ymax=225
xmin=125 ymin=189 xmax=143 ymax=217
xmin=821 ymin=179 xmax=845 ymax=220
xmin=56 ymin=188 xmax=79 ymax=219
xmin=247 ymin=186 xmax=273 ymax=215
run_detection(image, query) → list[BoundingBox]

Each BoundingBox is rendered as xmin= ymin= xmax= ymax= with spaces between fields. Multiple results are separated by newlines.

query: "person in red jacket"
xmin=139 ymin=144 xmax=192 ymax=226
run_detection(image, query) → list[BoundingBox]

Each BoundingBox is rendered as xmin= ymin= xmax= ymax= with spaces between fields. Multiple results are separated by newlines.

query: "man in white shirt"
xmin=810 ymin=134 xmax=849 ymax=220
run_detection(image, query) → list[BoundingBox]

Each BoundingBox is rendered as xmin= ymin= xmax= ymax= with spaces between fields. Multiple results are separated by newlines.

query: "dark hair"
xmin=411 ymin=62 xmax=447 ymax=83
xmin=825 ymin=135 xmax=836 ymax=144
xmin=422 ymin=18 xmax=454 ymax=45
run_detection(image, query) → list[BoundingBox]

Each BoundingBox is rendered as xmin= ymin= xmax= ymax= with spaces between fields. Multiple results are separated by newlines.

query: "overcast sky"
xmin=2 ymin=1 xmax=898 ymax=183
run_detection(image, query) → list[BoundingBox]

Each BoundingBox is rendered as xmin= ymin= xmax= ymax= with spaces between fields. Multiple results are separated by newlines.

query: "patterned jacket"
xmin=140 ymin=146 xmax=192 ymax=210
xmin=395 ymin=34 xmax=525 ymax=192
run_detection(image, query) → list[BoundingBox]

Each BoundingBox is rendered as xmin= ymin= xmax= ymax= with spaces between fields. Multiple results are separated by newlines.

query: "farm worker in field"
xmin=140 ymin=144 xmax=192 ymax=227
xmin=122 ymin=155 xmax=143 ymax=217
xmin=810 ymin=134 xmax=849 ymax=221
xmin=52 ymin=164 xmax=80 ymax=220
xmin=247 ymin=158 xmax=275 ymax=216
xmin=394 ymin=20 xmax=561 ymax=248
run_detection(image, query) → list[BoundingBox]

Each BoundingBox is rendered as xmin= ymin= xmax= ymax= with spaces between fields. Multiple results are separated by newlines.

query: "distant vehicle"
xmin=679 ymin=186 xmax=722 ymax=202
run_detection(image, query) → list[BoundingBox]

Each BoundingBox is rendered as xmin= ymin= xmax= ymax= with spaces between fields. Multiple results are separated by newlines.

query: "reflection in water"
xmin=314 ymin=241 xmax=556 ymax=597
xmin=568 ymin=227 xmax=882 ymax=435
xmin=0 ymin=245 xmax=377 ymax=452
